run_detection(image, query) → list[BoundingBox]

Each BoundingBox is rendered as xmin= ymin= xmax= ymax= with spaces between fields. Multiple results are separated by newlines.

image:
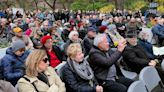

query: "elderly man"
xmin=89 ymin=34 xmax=133 ymax=92
xmin=122 ymin=31 xmax=164 ymax=82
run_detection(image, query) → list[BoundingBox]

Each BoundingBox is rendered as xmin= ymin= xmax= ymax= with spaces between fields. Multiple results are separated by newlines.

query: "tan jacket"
xmin=18 ymin=67 xmax=66 ymax=92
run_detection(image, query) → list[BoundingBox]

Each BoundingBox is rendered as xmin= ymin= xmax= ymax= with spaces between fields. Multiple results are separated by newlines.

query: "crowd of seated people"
xmin=0 ymin=8 xmax=164 ymax=92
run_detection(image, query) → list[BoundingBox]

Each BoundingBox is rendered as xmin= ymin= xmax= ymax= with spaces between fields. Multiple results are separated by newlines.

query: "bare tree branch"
xmin=43 ymin=0 xmax=53 ymax=9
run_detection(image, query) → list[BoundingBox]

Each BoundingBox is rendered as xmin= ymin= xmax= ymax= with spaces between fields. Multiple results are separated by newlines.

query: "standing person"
xmin=63 ymin=43 xmax=103 ymax=92
xmin=18 ymin=49 xmax=66 ymax=92
xmin=1 ymin=40 xmax=29 ymax=86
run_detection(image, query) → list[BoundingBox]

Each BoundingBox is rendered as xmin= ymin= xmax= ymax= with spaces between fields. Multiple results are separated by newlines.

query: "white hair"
xmin=43 ymin=20 xmax=49 ymax=26
xmin=93 ymin=34 xmax=106 ymax=47
xmin=68 ymin=31 xmax=79 ymax=40
xmin=138 ymin=31 xmax=149 ymax=40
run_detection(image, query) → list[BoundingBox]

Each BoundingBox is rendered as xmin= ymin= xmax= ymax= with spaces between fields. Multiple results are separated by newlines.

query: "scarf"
xmin=67 ymin=58 xmax=94 ymax=81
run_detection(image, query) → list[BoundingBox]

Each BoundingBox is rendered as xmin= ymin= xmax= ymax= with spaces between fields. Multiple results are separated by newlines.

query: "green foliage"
xmin=70 ymin=0 xmax=108 ymax=11
xmin=155 ymin=0 xmax=164 ymax=13
xmin=99 ymin=4 xmax=115 ymax=13
xmin=124 ymin=0 xmax=148 ymax=11
xmin=86 ymin=2 xmax=108 ymax=10
xmin=0 ymin=39 xmax=10 ymax=49
xmin=70 ymin=1 xmax=88 ymax=10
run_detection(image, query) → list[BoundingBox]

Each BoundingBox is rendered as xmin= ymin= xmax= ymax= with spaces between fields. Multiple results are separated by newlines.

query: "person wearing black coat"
xmin=63 ymin=43 xmax=103 ymax=92
xmin=89 ymin=34 xmax=133 ymax=92
xmin=83 ymin=27 xmax=97 ymax=55
xmin=122 ymin=32 xmax=164 ymax=82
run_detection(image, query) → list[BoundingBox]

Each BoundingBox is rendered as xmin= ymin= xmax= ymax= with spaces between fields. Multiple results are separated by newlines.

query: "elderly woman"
xmin=18 ymin=49 xmax=66 ymax=92
xmin=63 ymin=43 xmax=103 ymax=92
xmin=63 ymin=31 xmax=85 ymax=55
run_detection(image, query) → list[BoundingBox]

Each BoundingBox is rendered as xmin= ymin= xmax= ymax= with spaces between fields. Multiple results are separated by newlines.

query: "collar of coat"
xmin=24 ymin=68 xmax=51 ymax=83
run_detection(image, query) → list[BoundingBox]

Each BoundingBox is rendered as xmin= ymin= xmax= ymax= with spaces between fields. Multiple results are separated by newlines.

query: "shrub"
xmin=99 ymin=4 xmax=115 ymax=13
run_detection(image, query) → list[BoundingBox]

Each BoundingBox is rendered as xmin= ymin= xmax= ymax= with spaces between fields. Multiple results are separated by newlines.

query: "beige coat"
xmin=18 ymin=67 xmax=66 ymax=92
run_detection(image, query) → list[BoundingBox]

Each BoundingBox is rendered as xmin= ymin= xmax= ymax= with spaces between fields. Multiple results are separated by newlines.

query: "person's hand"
xmin=53 ymin=39 xmax=59 ymax=43
xmin=149 ymin=60 xmax=157 ymax=67
xmin=96 ymin=85 xmax=103 ymax=92
xmin=117 ymin=39 xmax=127 ymax=52
xmin=54 ymin=32 xmax=60 ymax=37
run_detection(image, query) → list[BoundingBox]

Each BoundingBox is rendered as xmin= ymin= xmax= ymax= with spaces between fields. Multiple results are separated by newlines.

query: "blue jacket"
xmin=152 ymin=24 xmax=164 ymax=39
xmin=1 ymin=47 xmax=29 ymax=86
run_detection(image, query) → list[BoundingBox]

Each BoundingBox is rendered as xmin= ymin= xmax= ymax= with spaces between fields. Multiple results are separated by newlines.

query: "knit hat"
xmin=88 ymin=27 xmax=96 ymax=32
xmin=99 ymin=26 xmax=107 ymax=33
xmin=12 ymin=40 xmax=26 ymax=52
xmin=13 ymin=27 xmax=22 ymax=33
xmin=68 ymin=31 xmax=79 ymax=39
xmin=41 ymin=36 xmax=52 ymax=44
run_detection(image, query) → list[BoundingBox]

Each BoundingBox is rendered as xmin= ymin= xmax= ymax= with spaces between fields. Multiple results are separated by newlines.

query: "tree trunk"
xmin=115 ymin=0 xmax=124 ymax=10
xmin=34 ymin=0 xmax=39 ymax=10
xmin=44 ymin=0 xmax=56 ymax=10
xmin=52 ymin=0 xmax=56 ymax=10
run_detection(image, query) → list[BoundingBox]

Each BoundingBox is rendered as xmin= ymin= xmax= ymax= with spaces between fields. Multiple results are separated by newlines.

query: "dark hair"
xmin=48 ymin=27 xmax=57 ymax=35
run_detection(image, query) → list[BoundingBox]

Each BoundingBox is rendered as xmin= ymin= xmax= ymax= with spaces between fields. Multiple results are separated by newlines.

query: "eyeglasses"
xmin=42 ymin=58 xmax=49 ymax=63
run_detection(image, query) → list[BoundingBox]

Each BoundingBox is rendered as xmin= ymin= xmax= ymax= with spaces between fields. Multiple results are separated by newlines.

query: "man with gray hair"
xmin=89 ymin=34 xmax=133 ymax=92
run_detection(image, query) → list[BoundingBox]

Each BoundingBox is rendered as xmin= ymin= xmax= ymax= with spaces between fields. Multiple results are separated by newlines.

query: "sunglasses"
xmin=42 ymin=58 xmax=49 ymax=63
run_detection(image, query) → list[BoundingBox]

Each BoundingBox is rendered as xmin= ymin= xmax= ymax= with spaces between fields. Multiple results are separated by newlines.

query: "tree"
xmin=33 ymin=0 xmax=39 ymax=10
xmin=0 ymin=0 xmax=15 ymax=9
xmin=43 ymin=0 xmax=56 ymax=10
xmin=115 ymin=0 xmax=124 ymax=10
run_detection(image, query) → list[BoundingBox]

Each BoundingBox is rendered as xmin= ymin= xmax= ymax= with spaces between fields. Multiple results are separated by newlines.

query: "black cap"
xmin=126 ymin=31 xmax=137 ymax=38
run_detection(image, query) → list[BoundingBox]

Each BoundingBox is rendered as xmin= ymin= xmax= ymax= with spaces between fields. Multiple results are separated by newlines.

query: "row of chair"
xmin=128 ymin=66 xmax=164 ymax=92
xmin=54 ymin=58 xmax=164 ymax=92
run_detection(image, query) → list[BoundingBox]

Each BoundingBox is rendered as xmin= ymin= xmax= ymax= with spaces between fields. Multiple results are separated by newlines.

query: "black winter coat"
xmin=63 ymin=62 xmax=98 ymax=92
xmin=89 ymin=46 xmax=122 ymax=84
xmin=122 ymin=44 xmax=150 ymax=73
